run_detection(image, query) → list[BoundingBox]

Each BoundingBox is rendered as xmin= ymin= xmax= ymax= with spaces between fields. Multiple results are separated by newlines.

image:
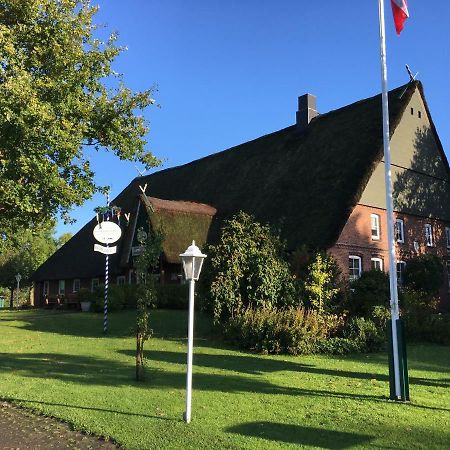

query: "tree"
xmin=0 ymin=1 xmax=159 ymax=240
xmin=303 ymin=253 xmax=341 ymax=315
xmin=404 ymin=254 xmax=443 ymax=295
xmin=207 ymin=212 xmax=296 ymax=323
xmin=56 ymin=232 xmax=73 ymax=249
xmin=134 ymin=226 xmax=163 ymax=381
xmin=0 ymin=225 xmax=57 ymax=306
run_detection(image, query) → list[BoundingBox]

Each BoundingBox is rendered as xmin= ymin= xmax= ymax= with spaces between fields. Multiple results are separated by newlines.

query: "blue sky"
xmin=57 ymin=1 xmax=450 ymax=236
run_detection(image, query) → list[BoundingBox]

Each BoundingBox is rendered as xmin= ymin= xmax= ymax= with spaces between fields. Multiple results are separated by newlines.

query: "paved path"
xmin=0 ymin=402 xmax=119 ymax=450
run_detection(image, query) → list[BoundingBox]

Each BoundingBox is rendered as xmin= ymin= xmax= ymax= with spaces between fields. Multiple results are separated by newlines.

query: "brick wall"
xmin=328 ymin=203 xmax=450 ymax=310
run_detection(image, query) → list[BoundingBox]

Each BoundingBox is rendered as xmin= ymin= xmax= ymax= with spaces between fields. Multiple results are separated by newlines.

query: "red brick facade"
xmin=328 ymin=203 xmax=450 ymax=310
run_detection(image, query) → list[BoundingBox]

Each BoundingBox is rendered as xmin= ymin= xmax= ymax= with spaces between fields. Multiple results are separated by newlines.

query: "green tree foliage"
xmin=0 ymin=225 xmax=57 ymax=306
xmin=207 ymin=212 xmax=296 ymax=323
xmin=55 ymin=232 xmax=73 ymax=249
xmin=404 ymin=254 xmax=444 ymax=295
xmin=0 ymin=0 xmax=159 ymax=239
xmin=134 ymin=226 xmax=163 ymax=381
xmin=303 ymin=253 xmax=341 ymax=315
xmin=349 ymin=269 xmax=390 ymax=318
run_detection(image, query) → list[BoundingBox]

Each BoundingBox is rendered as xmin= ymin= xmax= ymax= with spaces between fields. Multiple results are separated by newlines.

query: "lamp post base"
xmin=183 ymin=411 xmax=191 ymax=423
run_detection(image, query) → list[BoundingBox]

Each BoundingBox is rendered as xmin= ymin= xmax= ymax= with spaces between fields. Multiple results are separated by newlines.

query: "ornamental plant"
xmin=207 ymin=212 xmax=296 ymax=323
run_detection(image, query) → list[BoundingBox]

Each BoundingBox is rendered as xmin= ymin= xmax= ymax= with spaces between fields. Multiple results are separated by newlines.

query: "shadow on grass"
xmin=117 ymin=349 xmax=450 ymax=390
xmin=0 ymin=352 xmax=448 ymax=413
xmin=226 ymin=422 xmax=373 ymax=448
xmin=4 ymin=309 xmax=215 ymax=341
xmin=1 ymin=397 xmax=176 ymax=422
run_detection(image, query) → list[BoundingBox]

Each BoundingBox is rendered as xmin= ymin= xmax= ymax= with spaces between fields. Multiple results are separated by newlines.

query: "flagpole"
xmin=378 ymin=0 xmax=401 ymax=399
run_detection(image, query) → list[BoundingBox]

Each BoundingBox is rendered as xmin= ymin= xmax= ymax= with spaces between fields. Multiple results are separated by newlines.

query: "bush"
xmin=302 ymin=253 xmax=343 ymax=314
xmin=342 ymin=317 xmax=385 ymax=352
xmin=413 ymin=314 xmax=450 ymax=345
xmin=349 ymin=270 xmax=390 ymax=318
xmin=155 ymin=284 xmax=189 ymax=309
xmin=223 ymin=306 xmax=327 ymax=355
xmin=207 ymin=212 xmax=297 ymax=323
xmin=90 ymin=284 xmax=137 ymax=312
xmin=404 ymin=254 xmax=443 ymax=295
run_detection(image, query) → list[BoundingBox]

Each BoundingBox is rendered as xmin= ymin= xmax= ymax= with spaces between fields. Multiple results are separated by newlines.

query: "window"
xmin=117 ymin=276 xmax=126 ymax=286
xmin=349 ymin=256 xmax=362 ymax=281
xmin=72 ymin=279 xmax=80 ymax=293
xmin=447 ymin=263 xmax=450 ymax=293
xmin=91 ymin=278 xmax=99 ymax=292
xmin=425 ymin=224 xmax=433 ymax=247
xmin=446 ymin=227 xmax=450 ymax=249
xmin=43 ymin=281 xmax=49 ymax=296
xmin=397 ymin=261 xmax=406 ymax=287
xmin=371 ymin=258 xmax=383 ymax=271
xmin=410 ymin=107 xmax=414 ymax=115
xmin=371 ymin=214 xmax=380 ymax=240
xmin=58 ymin=280 xmax=65 ymax=295
xmin=418 ymin=111 xmax=422 ymax=119
xmin=395 ymin=219 xmax=404 ymax=243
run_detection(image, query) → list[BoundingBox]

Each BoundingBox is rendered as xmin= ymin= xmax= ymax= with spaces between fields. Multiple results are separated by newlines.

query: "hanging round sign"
xmin=93 ymin=221 xmax=122 ymax=244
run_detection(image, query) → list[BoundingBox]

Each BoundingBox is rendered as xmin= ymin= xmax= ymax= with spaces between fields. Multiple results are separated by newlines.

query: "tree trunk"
xmin=136 ymin=333 xmax=145 ymax=381
xmin=9 ymin=288 xmax=13 ymax=308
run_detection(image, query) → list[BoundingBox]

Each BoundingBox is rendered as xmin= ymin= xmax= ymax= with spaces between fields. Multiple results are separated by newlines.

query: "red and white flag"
xmin=391 ymin=0 xmax=409 ymax=34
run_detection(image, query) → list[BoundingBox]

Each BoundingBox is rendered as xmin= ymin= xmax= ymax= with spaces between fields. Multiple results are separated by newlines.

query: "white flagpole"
xmin=378 ymin=0 xmax=401 ymax=399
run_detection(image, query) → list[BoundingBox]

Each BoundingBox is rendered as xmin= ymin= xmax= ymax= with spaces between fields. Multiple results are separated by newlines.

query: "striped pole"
xmin=104 ymin=190 xmax=110 ymax=335
xmin=104 ymin=252 xmax=109 ymax=334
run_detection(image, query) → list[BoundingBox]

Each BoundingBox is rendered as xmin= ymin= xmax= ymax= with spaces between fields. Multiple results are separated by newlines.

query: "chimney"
xmin=296 ymin=94 xmax=318 ymax=130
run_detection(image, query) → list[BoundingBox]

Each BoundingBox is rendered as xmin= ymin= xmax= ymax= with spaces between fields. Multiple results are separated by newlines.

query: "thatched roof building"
xmin=32 ymin=80 xmax=450 ymax=309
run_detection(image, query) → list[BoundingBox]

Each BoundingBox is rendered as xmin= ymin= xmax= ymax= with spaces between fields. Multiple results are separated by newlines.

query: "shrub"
xmin=223 ymin=306 xmax=327 ymax=355
xmin=207 ymin=212 xmax=297 ymax=323
xmin=155 ymin=284 xmax=189 ymax=309
xmin=303 ymin=253 xmax=343 ymax=314
xmin=349 ymin=270 xmax=390 ymax=318
xmin=90 ymin=285 xmax=127 ymax=312
xmin=404 ymin=254 xmax=443 ymax=295
xmin=342 ymin=317 xmax=385 ymax=352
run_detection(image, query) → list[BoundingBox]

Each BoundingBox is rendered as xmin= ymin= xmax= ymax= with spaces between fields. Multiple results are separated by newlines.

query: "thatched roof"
xmin=33 ymin=81 xmax=442 ymax=281
xmin=125 ymin=81 xmax=430 ymax=249
xmin=142 ymin=196 xmax=216 ymax=263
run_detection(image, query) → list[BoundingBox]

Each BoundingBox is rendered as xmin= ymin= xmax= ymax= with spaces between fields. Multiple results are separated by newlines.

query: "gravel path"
xmin=0 ymin=402 xmax=120 ymax=450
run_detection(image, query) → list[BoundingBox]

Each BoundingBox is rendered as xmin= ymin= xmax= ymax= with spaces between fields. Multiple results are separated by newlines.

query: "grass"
xmin=0 ymin=308 xmax=449 ymax=449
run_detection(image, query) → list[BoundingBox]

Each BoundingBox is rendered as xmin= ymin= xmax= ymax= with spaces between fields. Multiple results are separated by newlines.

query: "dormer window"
xmin=371 ymin=214 xmax=380 ymax=240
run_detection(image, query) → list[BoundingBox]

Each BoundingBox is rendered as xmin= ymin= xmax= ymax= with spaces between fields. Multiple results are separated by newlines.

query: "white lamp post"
xmin=15 ymin=273 xmax=22 ymax=308
xmin=179 ymin=240 xmax=206 ymax=424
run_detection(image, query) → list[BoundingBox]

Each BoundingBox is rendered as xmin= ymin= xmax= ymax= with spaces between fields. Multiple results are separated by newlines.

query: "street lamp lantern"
xmin=180 ymin=241 xmax=206 ymax=281
xmin=179 ymin=240 xmax=206 ymax=424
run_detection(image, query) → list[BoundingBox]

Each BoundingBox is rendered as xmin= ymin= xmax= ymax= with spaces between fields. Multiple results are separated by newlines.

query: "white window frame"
xmin=371 ymin=257 xmax=383 ymax=271
xmin=58 ymin=280 xmax=65 ymax=295
xmin=117 ymin=276 xmax=126 ymax=286
xmin=43 ymin=281 xmax=49 ymax=296
xmin=397 ymin=261 xmax=406 ymax=287
xmin=371 ymin=214 xmax=380 ymax=240
xmin=72 ymin=279 xmax=80 ymax=293
xmin=446 ymin=227 xmax=450 ymax=249
xmin=425 ymin=224 xmax=433 ymax=247
xmin=349 ymin=256 xmax=362 ymax=282
xmin=91 ymin=278 xmax=99 ymax=292
xmin=395 ymin=219 xmax=404 ymax=243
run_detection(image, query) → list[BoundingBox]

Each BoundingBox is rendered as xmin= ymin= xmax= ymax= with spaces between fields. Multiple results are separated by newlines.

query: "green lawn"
xmin=0 ymin=309 xmax=449 ymax=449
